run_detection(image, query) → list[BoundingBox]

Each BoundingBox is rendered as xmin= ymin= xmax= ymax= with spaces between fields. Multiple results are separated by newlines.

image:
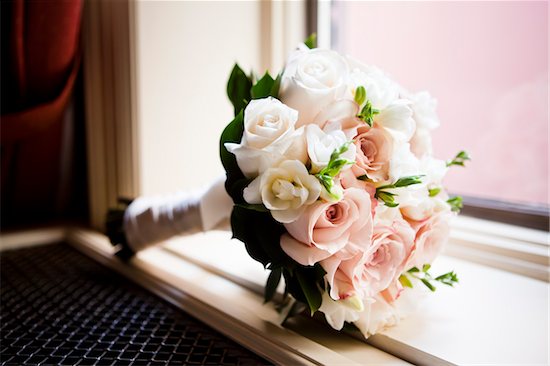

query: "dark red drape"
xmin=1 ymin=0 xmax=84 ymax=226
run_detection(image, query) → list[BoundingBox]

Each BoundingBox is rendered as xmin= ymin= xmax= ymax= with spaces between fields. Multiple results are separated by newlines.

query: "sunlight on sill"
xmin=162 ymin=227 xmax=549 ymax=366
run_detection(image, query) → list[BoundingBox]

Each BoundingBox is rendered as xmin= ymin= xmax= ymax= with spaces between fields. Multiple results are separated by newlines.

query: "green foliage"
xmin=265 ymin=267 xmax=282 ymax=303
xmin=304 ymin=33 xmax=317 ymax=49
xmin=404 ymin=266 xmax=460 ymax=292
xmin=375 ymin=175 xmax=424 ymax=207
xmin=357 ymin=99 xmax=379 ymax=127
xmin=314 ymin=142 xmax=354 ymax=199
xmin=428 ymin=187 xmax=441 ymax=197
xmin=219 ymin=111 xmax=250 ymax=203
xmin=227 ymin=64 xmax=252 ymax=116
xmin=447 ymin=196 xmax=463 ymax=213
xmin=230 ymin=205 xmax=288 ymax=268
xmin=251 ymin=72 xmax=275 ymax=99
xmin=446 ymin=150 xmax=471 ymax=167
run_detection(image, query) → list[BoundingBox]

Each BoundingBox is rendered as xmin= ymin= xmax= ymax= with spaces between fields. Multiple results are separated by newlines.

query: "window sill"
xmin=156 ymin=221 xmax=549 ymax=366
xmin=3 ymin=222 xmax=547 ymax=365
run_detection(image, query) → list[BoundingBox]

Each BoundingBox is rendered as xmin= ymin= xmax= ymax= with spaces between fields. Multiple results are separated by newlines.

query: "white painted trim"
xmin=446 ymin=216 xmax=550 ymax=281
xmin=82 ymin=0 xmax=139 ymax=230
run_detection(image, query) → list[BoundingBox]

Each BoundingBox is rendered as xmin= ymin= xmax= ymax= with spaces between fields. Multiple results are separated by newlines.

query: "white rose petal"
xmin=280 ymin=48 xmax=349 ymax=127
xmin=226 ymin=97 xmax=298 ymax=178
xmin=244 ymin=160 xmax=321 ymax=223
xmin=319 ymin=291 xmax=361 ymax=331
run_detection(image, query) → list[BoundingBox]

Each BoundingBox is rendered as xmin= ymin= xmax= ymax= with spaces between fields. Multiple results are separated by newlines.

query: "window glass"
xmin=331 ymin=1 xmax=548 ymax=207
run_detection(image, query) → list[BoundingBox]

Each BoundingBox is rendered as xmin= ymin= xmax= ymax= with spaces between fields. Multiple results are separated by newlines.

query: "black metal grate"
xmin=0 ymin=243 xmax=272 ymax=365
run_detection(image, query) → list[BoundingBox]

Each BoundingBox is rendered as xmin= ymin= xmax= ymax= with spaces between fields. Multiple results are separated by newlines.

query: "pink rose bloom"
xmin=339 ymin=169 xmax=378 ymax=214
xmin=352 ymin=124 xmax=393 ymax=182
xmin=406 ymin=211 xmax=452 ymax=270
xmin=322 ymin=215 xmax=415 ymax=300
xmin=280 ymin=188 xmax=373 ymax=267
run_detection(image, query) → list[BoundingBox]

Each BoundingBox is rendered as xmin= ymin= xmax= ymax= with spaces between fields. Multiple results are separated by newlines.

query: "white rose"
xmin=243 ymin=160 xmax=321 ymax=223
xmin=280 ymin=48 xmax=349 ymax=127
xmin=306 ymin=124 xmax=356 ymax=174
xmin=225 ymin=97 xmax=298 ymax=177
xmin=410 ymin=127 xmax=433 ymax=157
xmin=346 ymin=56 xmax=400 ymax=109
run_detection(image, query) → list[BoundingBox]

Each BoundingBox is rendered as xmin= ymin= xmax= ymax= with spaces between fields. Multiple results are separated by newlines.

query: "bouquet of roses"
xmin=220 ymin=36 xmax=468 ymax=338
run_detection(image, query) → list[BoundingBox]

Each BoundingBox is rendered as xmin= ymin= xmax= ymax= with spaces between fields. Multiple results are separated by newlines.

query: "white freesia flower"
xmin=353 ymin=296 xmax=399 ymax=338
xmin=407 ymin=91 xmax=440 ymax=157
xmin=243 ymin=160 xmax=321 ymax=223
xmin=409 ymin=91 xmax=440 ymax=130
xmin=319 ymin=291 xmax=362 ymax=331
xmin=225 ymin=97 xmax=298 ymax=177
xmin=374 ymin=99 xmax=416 ymax=142
xmin=346 ymin=56 xmax=400 ymax=109
xmin=280 ymin=47 xmax=349 ymax=127
xmin=306 ymin=124 xmax=356 ymax=174
xmin=388 ymin=143 xmax=420 ymax=184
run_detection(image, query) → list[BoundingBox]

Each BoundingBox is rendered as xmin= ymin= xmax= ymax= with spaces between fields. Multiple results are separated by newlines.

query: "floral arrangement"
xmin=220 ymin=36 xmax=468 ymax=338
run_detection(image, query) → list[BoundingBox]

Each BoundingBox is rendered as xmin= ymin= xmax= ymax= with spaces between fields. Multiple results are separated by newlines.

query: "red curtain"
xmin=1 ymin=0 xmax=83 ymax=226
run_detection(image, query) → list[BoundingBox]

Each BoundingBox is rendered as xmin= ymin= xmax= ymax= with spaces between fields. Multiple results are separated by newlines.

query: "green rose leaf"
xmin=227 ymin=63 xmax=252 ymax=116
xmin=304 ymin=33 xmax=317 ymax=49
xmin=264 ymin=267 xmax=282 ymax=303
xmin=251 ymin=72 xmax=275 ymax=99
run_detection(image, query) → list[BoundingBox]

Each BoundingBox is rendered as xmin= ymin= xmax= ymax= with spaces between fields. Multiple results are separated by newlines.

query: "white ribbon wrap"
xmin=123 ymin=176 xmax=233 ymax=253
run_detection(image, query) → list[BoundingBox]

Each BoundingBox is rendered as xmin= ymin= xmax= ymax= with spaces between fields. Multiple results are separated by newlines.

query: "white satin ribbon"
xmin=123 ymin=176 xmax=233 ymax=253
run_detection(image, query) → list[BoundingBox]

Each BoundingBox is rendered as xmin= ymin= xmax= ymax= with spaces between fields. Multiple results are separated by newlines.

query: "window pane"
xmin=331 ymin=1 xmax=548 ymax=207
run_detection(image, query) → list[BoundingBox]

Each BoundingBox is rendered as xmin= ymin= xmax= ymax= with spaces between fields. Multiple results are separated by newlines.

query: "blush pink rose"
xmin=280 ymin=188 xmax=373 ymax=267
xmin=321 ymin=215 xmax=415 ymax=300
xmin=352 ymin=124 xmax=393 ymax=182
xmin=339 ymin=169 xmax=378 ymax=214
xmin=405 ymin=212 xmax=452 ymax=270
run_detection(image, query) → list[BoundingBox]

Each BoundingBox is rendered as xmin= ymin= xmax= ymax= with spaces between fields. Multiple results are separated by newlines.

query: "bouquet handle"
xmin=106 ymin=176 xmax=233 ymax=257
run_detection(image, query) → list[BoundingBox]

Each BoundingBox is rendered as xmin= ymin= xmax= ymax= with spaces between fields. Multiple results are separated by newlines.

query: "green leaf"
xmin=236 ymin=203 xmax=269 ymax=213
xmin=304 ymin=33 xmax=317 ymax=49
xmin=408 ymin=267 xmax=420 ymax=273
xmin=376 ymin=191 xmax=399 ymax=207
xmin=270 ymin=73 xmax=282 ymax=98
xmin=399 ymin=274 xmax=413 ymax=288
xmin=227 ymin=64 xmax=252 ymax=116
xmin=393 ymin=175 xmax=425 ymax=188
xmin=428 ymin=187 xmax=441 ymax=197
xmin=296 ymin=270 xmax=322 ymax=315
xmin=446 ymin=150 xmax=471 ymax=167
xmin=357 ymin=174 xmax=370 ymax=181
xmin=251 ymin=72 xmax=275 ymax=99
xmin=447 ymin=196 xmax=463 ymax=213
xmin=421 ymin=278 xmax=436 ymax=292
xmin=219 ymin=111 xmax=248 ymax=203
xmin=230 ymin=205 xmax=288 ymax=267
xmin=264 ymin=267 xmax=282 ymax=303
xmin=354 ymin=86 xmax=366 ymax=106
xmin=435 ymin=271 xmax=459 ymax=287
xmin=422 ymin=264 xmax=431 ymax=273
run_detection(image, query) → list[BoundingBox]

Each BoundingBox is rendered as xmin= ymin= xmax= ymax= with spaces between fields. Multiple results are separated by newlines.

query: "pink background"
xmin=333 ymin=1 xmax=548 ymax=206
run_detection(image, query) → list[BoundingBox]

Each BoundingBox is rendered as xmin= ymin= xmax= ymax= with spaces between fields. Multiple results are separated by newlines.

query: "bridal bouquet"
xmin=220 ymin=36 xmax=468 ymax=338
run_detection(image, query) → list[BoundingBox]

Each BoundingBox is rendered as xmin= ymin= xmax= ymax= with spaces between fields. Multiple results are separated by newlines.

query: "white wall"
xmin=135 ymin=1 xmax=264 ymax=195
